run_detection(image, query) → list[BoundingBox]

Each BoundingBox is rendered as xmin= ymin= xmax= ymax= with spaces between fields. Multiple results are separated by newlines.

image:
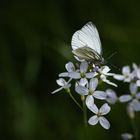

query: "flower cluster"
xmin=114 ymin=63 xmax=140 ymax=140
xmin=52 ymin=61 xmax=118 ymax=129
xmin=114 ymin=63 xmax=140 ymax=113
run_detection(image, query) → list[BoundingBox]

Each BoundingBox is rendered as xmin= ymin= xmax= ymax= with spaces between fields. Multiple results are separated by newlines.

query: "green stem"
xmin=66 ymin=88 xmax=83 ymax=111
xmin=81 ymin=96 xmax=87 ymax=128
xmin=135 ymin=112 xmax=139 ymax=140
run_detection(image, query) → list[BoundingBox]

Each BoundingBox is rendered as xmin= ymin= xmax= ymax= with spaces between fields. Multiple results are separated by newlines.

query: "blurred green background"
xmin=0 ymin=0 xmax=140 ymax=140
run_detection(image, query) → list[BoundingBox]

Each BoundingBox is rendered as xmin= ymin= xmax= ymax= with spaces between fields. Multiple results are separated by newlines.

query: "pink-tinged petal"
xmin=129 ymin=83 xmax=137 ymax=94
xmin=68 ymin=72 xmax=81 ymax=79
xmin=94 ymin=91 xmax=107 ymax=100
xmin=89 ymin=78 xmax=98 ymax=91
xmin=88 ymin=115 xmax=99 ymax=125
xmin=75 ymin=85 xmax=88 ymax=95
xmin=113 ymin=75 xmax=124 ymax=81
xmin=65 ymin=62 xmax=75 ymax=72
xmin=99 ymin=103 xmax=111 ymax=115
xmin=86 ymin=95 xmax=94 ymax=111
xmin=80 ymin=61 xmax=88 ymax=73
xmin=119 ymin=95 xmax=132 ymax=102
xmin=99 ymin=117 xmax=110 ymax=130
xmin=122 ymin=66 xmax=130 ymax=75
xmin=56 ymin=78 xmax=66 ymax=86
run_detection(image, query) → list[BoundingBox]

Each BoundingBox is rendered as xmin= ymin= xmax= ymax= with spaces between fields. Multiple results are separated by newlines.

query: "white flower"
xmin=114 ymin=66 xmax=132 ymax=83
xmin=51 ymin=78 xmax=71 ymax=94
xmin=121 ymin=133 xmax=133 ymax=140
xmin=106 ymin=89 xmax=118 ymax=104
xmin=88 ymin=103 xmax=111 ymax=129
xmin=99 ymin=66 xmax=117 ymax=87
xmin=68 ymin=61 xmax=96 ymax=79
xmin=119 ymin=83 xmax=140 ymax=111
xmin=75 ymin=78 xmax=107 ymax=100
xmin=59 ymin=62 xmax=76 ymax=77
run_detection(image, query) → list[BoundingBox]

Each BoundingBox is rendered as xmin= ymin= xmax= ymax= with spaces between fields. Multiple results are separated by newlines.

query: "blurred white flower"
xmin=119 ymin=83 xmax=140 ymax=111
xmin=88 ymin=103 xmax=111 ymax=129
xmin=75 ymin=78 xmax=107 ymax=100
xmin=51 ymin=78 xmax=71 ymax=94
xmin=121 ymin=133 xmax=133 ymax=140
xmin=106 ymin=89 xmax=118 ymax=104
xmin=114 ymin=66 xmax=132 ymax=83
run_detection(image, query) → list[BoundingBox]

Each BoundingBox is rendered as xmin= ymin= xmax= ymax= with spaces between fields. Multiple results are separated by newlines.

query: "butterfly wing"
xmin=71 ymin=22 xmax=102 ymax=55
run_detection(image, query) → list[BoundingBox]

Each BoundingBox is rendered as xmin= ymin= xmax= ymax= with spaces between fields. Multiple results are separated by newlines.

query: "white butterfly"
xmin=71 ymin=22 xmax=104 ymax=66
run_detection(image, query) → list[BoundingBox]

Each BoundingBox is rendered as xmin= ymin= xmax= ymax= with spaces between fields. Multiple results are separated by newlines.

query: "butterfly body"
xmin=71 ymin=22 xmax=104 ymax=66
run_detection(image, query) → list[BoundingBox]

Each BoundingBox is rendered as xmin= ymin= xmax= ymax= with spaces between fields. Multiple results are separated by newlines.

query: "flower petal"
xmin=86 ymin=72 xmax=97 ymax=78
xmin=75 ymin=85 xmax=88 ymax=95
xmin=129 ymin=83 xmax=137 ymax=94
xmin=89 ymin=78 xmax=98 ymax=91
xmin=79 ymin=78 xmax=88 ymax=86
xmin=56 ymin=78 xmax=66 ymax=86
xmin=101 ymin=75 xmax=117 ymax=87
xmin=113 ymin=74 xmax=124 ymax=81
xmin=68 ymin=72 xmax=81 ymax=79
xmin=51 ymin=87 xmax=63 ymax=94
xmin=122 ymin=66 xmax=130 ymax=75
xmin=59 ymin=72 xmax=69 ymax=77
xmin=136 ymin=93 xmax=140 ymax=99
xmin=99 ymin=103 xmax=111 ymax=115
xmin=106 ymin=89 xmax=118 ymax=104
xmin=136 ymin=80 xmax=140 ymax=87
xmin=86 ymin=95 xmax=94 ymax=110
xmin=133 ymin=63 xmax=140 ymax=79
xmin=80 ymin=61 xmax=88 ymax=73
xmin=88 ymin=103 xmax=99 ymax=114
xmin=101 ymin=66 xmax=110 ymax=74
xmin=99 ymin=116 xmax=110 ymax=130
xmin=88 ymin=115 xmax=99 ymax=125
xmin=119 ymin=95 xmax=132 ymax=102
xmin=94 ymin=91 xmax=107 ymax=100
xmin=65 ymin=62 xmax=75 ymax=72
xmin=131 ymin=99 xmax=140 ymax=111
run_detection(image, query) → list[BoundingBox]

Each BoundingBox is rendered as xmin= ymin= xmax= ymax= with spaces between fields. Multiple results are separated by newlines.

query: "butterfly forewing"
xmin=71 ymin=22 xmax=102 ymax=55
xmin=71 ymin=22 xmax=104 ymax=65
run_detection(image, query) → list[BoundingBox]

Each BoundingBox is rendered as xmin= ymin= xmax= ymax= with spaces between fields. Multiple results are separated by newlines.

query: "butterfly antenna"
xmin=106 ymin=51 xmax=117 ymax=61
xmin=104 ymin=51 xmax=120 ymax=71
